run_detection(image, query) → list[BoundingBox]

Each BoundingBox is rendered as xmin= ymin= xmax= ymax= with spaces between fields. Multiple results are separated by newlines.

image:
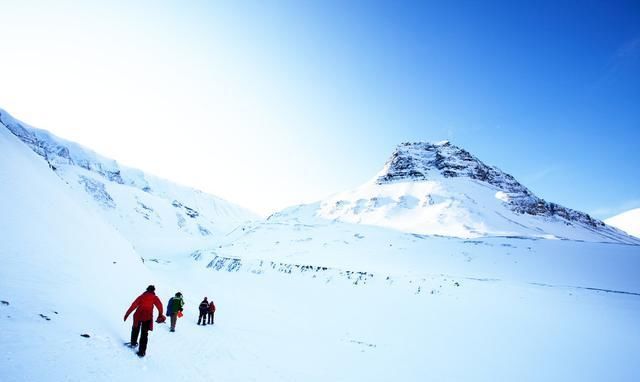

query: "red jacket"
xmin=208 ymin=302 xmax=216 ymax=313
xmin=124 ymin=291 xmax=163 ymax=330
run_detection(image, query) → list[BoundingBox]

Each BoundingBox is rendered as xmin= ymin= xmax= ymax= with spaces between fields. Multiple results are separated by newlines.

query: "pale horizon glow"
xmin=1 ymin=1 xmax=639 ymax=218
xmin=0 ymin=1 xmax=379 ymax=216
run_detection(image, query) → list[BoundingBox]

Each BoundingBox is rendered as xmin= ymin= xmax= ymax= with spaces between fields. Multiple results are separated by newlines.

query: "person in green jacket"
xmin=166 ymin=292 xmax=184 ymax=332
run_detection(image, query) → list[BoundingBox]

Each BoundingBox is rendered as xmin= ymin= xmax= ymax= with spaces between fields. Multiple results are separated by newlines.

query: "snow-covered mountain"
xmin=188 ymin=154 xmax=640 ymax=381
xmin=317 ymin=141 xmax=636 ymax=244
xmin=0 ymin=108 xmax=258 ymax=256
xmin=1 ymin=108 xmax=639 ymax=381
xmin=606 ymin=208 xmax=640 ymax=238
xmin=202 ymin=142 xmax=640 ymax=296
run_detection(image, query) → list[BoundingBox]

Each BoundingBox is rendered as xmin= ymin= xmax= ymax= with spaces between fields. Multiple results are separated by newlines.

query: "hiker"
xmin=207 ymin=300 xmax=216 ymax=325
xmin=197 ymin=297 xmax=208 ymax=325
xmin=124 ymin=285 xmax=165 ymax=357
xmin=166 ymin=292 xmax=184 ymax=332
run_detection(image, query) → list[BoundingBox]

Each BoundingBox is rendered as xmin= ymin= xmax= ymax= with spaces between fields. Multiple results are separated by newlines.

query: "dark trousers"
xmin=198 ymin=311 xmax=207 ymax=325
xmin=170 ymin=313 xmax=178 ymax=330
xmin=130 ymin=320 xmax=151 ymax=355
xmin=207 ymin=311 xmax=215 ymax=324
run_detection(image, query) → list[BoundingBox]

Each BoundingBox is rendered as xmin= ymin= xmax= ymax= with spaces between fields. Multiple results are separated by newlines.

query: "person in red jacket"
xmin=124 ymin=285 xmax=165 ymax=357
xmin=207 ymin=300 xmax=216 ymax=325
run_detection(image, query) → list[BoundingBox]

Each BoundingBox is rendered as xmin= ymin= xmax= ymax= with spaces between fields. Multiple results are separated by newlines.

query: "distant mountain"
xmin=605 ymin=208 xmax=640 ymax=238
xmin=0 ymin=108 xmax=258 ymax=256
xmin=317 ymin=141 xmax=636 ymax=244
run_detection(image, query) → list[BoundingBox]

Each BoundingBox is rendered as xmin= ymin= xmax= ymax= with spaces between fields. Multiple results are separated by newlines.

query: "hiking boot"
xmin=136 ymin=351 xmax=145 ymax=357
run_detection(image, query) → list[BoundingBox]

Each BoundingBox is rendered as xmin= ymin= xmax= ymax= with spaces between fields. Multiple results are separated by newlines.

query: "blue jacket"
xmin=166 ymin=297 xmax=174 ymax=315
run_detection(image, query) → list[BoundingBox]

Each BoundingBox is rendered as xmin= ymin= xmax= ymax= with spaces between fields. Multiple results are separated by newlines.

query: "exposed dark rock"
xmin=135 ymin=201 xmax=155 ymax=220
xmin=184 ymin=206 xmax=199 ymax=218
xmin=105 ymin=170 xmax=124 ymax=184
xmin=78 ymin=176 xmax=116 ymax=209
xmin=207 ymin=256 xmax=242 ymax=272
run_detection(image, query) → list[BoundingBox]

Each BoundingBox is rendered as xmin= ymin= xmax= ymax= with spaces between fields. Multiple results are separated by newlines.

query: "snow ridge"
xmin=0 ymin=108 xmax=258 ymax=256
xmin=0 ymin=109 xmax=130 ymax=185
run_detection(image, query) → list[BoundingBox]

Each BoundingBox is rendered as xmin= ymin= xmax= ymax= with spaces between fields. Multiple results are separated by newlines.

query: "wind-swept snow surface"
xmin=606 ymin=208 xmax=640 ymax=238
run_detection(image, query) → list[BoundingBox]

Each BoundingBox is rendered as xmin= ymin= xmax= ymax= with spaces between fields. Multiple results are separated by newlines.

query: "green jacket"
xmin=167 ymin=296 xmax=184 ymax=314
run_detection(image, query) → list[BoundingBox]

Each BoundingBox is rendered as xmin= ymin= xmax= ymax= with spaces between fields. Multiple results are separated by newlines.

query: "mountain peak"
xmin=372 ymin=140 xmax=612 ymax=232
xmin=376 ymin=141 xmax=498 ymax=184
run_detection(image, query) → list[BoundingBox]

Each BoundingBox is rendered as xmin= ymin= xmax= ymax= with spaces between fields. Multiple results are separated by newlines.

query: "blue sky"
xmin=1 ymin=0 xmax=638 ymax=217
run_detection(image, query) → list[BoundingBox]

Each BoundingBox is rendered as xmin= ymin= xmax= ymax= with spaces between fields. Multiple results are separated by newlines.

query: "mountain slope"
xmin=318 ymin=141 xmax=636 ymax=244
xmin=0 ymin=123 xmax=158 ymax=380
xmin=0 ymin=108 xmax=259 ymax=256
xmin=606 ymin=208 xmax=640 ymax=238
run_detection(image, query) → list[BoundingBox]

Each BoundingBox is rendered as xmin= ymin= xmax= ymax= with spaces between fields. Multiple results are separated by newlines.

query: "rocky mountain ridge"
xmin=377 ymin=141 xmax=604 ymax=229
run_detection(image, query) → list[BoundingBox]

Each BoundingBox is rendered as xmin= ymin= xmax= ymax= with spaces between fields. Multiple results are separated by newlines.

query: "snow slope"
xmin=0 ymin=124 xmax=155 ymax=379
xmin=606 ymin=208 xmax=640 ymax=238
xmin=0 ymin=108 xmax=258 ymax=256
xmin=319 ymin=141 xmax=636 ymax=244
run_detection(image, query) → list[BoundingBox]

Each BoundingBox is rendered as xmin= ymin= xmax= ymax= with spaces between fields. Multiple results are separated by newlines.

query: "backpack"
xmin=169 ymin=297 xmax=184 ymax=313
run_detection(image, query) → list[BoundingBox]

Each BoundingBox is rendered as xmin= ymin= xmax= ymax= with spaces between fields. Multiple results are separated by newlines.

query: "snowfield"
xmin=1 ymin=110 xmax=639 ymax=381
xmin=606 ymin=208 xmax=640 ymax=238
